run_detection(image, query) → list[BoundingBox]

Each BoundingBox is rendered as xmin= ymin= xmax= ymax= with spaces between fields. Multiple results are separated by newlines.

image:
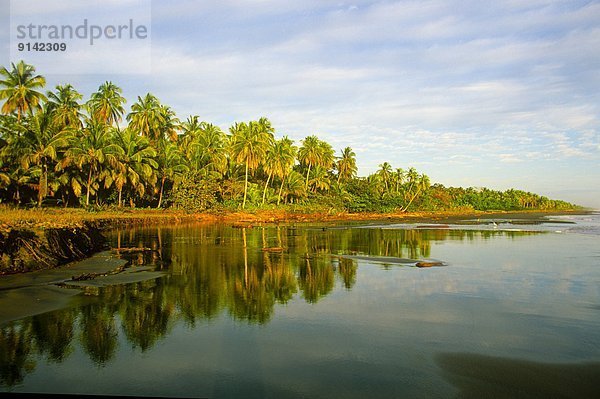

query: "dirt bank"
xmin=0 ymin=224 xmax=106 ymax=274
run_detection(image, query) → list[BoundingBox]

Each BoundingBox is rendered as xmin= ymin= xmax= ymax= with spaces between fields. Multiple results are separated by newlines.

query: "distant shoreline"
xmin=0 ymin=207 xmax=590 ymax=233
xmin=0 ymin=207 xmax=590 ymax=275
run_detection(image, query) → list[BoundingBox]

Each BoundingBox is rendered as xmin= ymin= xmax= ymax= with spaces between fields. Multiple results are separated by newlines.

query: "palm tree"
xmin=193 ymin=122 xmax=227 ymax=174
xmin=261 ymin=136 xmax=296 ymax=205
xmin=336 ymin=147 xmax=357 ymax=183
xmin=0 ymin=115 xmax=29 ymax=203
xmin=280 ymin=170 xmax=305 ymax=204
xmin=46 ymin=84 xmax=83 ymax=129
xmin=155 ymin=141 xmax=188 ymax=208
xmin=50 ymin=166 xmax=83 ymax=207
xmin=298 ymin=135 xmax=321 ymax=190
xmin=0 ymin=61 xmax=47 ymax=121
xmin=262 ymin=137 xmax=293 ymax=205
xmin=401 ymin=173 xmax=430 ymax=211
xmin=158 ymin=104 xmax=180 ymax=142
xmin=394 ymin=167 xmax=405 ymax=194
xmin=308 ymin=165 xmax=330 ymax=192
xmin=318 ymin=140 xmax=335 ymax=170
xmin=126 ymin=93 xmax=163 ymax=141
xmin=86 ymin=81 xmax=126 ymax=127
xmin=377 ymin=162 xmax=393 ymax=191
xmin=404 ymin=167 xmax=419 ymax=201
xmin=111 ymin=128 xmax=158 ymax=207
xmin=20 ymin=109 xmax=69 ymax=206
xmin=229 ymin=120 xmax=273 ymax=208
xmin=61 ymin=118 xmax=123 ymax=206
xmin=276 ymin=137 xmax=297 ymax=205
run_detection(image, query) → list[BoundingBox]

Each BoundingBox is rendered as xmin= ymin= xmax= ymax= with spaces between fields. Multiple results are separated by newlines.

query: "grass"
xmin=0 ymin=206 xmax=202 ymax=233
xmin=0 ymin=205 xmax=587 ymax=234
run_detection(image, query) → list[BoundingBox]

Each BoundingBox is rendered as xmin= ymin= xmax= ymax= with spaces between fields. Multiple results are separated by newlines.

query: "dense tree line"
xmin=0 ymin=61 xmax=575 ymax=212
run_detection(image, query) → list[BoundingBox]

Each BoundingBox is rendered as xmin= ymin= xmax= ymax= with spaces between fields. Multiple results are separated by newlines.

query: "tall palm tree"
xmin=394 ymin=167 xmax=405 ymax=194
xmin=377 ymin=162 xmax=393 ymax=191
xmin=179 ymin=115 xmax=202 ymax=163
xmin=229 ymin=120 xmax=273 ymax=208
xmin=20 ymin=109 xmax=69 ymax=206
xmin=276 ymin=137 xmax=297 ymax=205
xmin=298 ymin=135 xmax=321 ymax=190
xmin=158 ymin=105 xmax=180 ymax=142
xmin=61 ymin=118 xmax=123 ymax=206
xmin=404 ymin=167 xmax=419 ymax=201
xmin=155 ymin=141 xmax=188 ymax=208
xmin=336 ymin=146 xmax=357 ymax=183
xmin=111 ymin=128 xmax=158 ymax=207
xmin=46 ymin=84 xmax=83 ymax=129
xmin=261 ymin=136 xmax=296 ymax=205
xmin=402 ymin=173 xmax=430 ymax=211
xmin=193 ymin=123 xmax=227 ymax=174
xmin=262 ymin=141 xmax=277 ymax=205
xmin=126 ymin=93 xmax=163 ymax=141
xmin=86 ymin=81 xmax=126 ymax=127
xmin=0 ymin=61 xmax=47 ymax=121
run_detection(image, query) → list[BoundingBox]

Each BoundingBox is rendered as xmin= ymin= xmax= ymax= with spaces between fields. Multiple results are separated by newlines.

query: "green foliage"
xmin=169 ymin=171 xmax=220 ymax=212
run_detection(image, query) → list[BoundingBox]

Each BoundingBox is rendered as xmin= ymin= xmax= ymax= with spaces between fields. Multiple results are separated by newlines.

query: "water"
xmin=1 ymin=213 xmax=600 ymax=398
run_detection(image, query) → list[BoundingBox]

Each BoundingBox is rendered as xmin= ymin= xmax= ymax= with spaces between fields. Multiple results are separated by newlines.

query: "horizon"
xmin=2 ymin=0 xmax=599 ymax=208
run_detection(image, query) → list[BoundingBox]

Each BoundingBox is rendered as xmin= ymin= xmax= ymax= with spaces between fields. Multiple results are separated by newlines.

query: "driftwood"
xmin=261 ymin=247 xmax=286 ymax=252
xmin=113 ymin=247 xmax=157 ymax=253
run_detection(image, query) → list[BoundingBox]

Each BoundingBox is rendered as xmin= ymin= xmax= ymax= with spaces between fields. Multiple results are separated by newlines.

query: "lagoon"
xmin=1 ymin=213 xmax=600 ymax=398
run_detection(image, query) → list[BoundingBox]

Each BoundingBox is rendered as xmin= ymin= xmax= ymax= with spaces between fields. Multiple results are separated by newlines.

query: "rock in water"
xmin=415 ymin=261 xmax=445 ymax=268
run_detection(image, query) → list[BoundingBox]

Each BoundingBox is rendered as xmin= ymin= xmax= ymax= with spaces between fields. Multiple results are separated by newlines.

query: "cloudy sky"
xmin=3 ymin=0 xmax=600 ymax=207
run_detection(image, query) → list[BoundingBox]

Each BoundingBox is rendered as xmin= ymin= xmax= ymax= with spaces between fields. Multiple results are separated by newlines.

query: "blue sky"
xmin=2 ymin=0 xmax=600 ymax=207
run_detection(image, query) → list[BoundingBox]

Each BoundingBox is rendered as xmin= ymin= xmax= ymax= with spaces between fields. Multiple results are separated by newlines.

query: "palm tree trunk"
xmin=402 ymin=187 xmax=422 ymax=212
xmin=38 ymin=164 xmax=48 ymax=208
xmin=405 ymin=182 xmax=414 ymax=201
xmin=242 ymin=160 xmax=249 ymax=209
xmin=305 ymin=163 xmax=311 ymax=190
xmin=262 ymin=172 xmax=272 ymax=205
xmin=157 ymin=176 xmax=166 ymax=208
xmin=277 ymin=174 xmax=286 ymax=205
xmin=118 ymin=187 xmax=123 ymax=208
xmin=86 ymin=167 xmax=93 ymax=206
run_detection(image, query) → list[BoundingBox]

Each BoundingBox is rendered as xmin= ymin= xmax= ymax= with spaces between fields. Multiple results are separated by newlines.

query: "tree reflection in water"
xmin=0 ymin=224 xmax=538 ymax=386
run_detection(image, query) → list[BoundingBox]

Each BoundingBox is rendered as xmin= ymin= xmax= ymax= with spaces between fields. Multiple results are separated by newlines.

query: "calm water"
xmin=1 ymin=213 xmax=600 ymax=398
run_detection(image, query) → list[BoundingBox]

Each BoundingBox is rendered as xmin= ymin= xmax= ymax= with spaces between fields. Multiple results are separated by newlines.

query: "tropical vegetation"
xmin=0 ymin=61 xmax=576 ymax=213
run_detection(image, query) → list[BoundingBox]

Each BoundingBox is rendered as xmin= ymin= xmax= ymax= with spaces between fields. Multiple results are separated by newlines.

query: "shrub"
xmin=169 ymin=172 xmax=221 ymax=213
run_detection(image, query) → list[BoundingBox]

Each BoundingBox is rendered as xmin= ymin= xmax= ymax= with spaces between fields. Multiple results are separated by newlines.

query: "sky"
xmin=2 ymin=0 xmax=600 ymax=208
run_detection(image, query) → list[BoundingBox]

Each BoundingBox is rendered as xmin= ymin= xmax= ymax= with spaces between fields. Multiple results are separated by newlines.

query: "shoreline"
xmin=0 ymin=206 xmax=589 ymax=232
xmin=0 ymin=207 xmax=590 ymax=275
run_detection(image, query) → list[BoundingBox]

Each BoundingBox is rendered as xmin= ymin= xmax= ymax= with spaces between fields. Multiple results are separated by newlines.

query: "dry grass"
xmin=0 ymin=205 xmax=583 ymax=233
xmin=0 ymin=207 xmax=209 ymax=233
